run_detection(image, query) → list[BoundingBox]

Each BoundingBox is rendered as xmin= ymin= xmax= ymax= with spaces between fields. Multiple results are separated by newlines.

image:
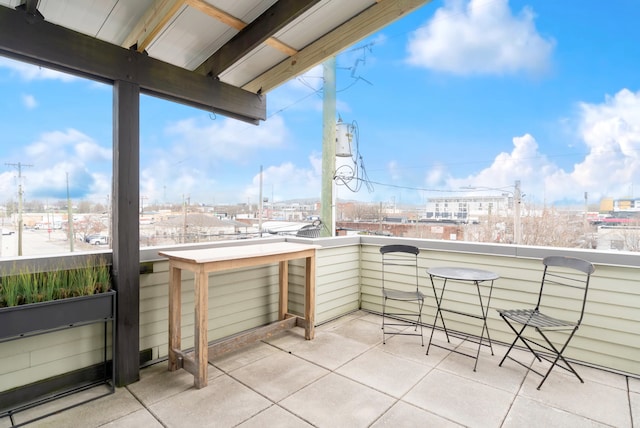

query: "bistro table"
xmin=426 ymin=266 xmax=499 ymax=371
xmin=159 ymin=242 xmax=319 ymax=388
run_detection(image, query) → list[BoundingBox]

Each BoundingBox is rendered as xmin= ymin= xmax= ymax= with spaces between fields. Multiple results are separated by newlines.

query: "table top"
xmin=427 ymin=266 xmax=499 ymax=282
xmin=159 ymin=242 xmax=319 ymax=264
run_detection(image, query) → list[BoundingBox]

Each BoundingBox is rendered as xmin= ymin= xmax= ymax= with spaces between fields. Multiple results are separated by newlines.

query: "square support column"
xmin=112 ymin=80 xmax=141 ymax=386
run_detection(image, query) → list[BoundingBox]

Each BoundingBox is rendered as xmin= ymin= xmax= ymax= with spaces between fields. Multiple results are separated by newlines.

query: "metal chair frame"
xmin=380 ymin=244 xmax=425 ymax=346
xmin=497 ymin=256 xmax=595 ymax=389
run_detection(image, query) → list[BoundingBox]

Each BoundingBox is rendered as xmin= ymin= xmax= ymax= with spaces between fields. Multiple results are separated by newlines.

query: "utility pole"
xmin=182 ymin=194 xmax=189 ymax=244
xmin=259 ymin=165 xmax=263 ymax=237
xmin=514 ymin=180 xmax=522 ymax=245
xmin=66 ymin=172 xmax=74 ymax=252
xmin=321 ymin=56 xmax=336 ymax=237
xmin=6 ymin=162 xmax=32 ymax=256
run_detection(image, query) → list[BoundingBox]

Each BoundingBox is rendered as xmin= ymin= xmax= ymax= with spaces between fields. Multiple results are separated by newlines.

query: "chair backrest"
xmin=295 ymin=220 xmax=323 ymax=238
xmin=296 ymin=224 xmax=321 ymax=238
xmin=380 ymin=245 xmax=420 ymax=292
xmin=537 ymin=256 xmax=595 ymax=324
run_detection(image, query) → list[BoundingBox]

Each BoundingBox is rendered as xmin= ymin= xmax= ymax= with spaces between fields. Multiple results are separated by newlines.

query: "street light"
xmin=461 ymin=180 xmax=523 ymax=244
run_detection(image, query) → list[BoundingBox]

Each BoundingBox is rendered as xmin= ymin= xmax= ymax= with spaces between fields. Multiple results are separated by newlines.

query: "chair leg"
xmin=536 ymin=328 xmax=583 ymax=389
xmin=417 ymin=299 xmax=424 ymax=346
xmin=498 ymin=316 xmax=542 ymax=366
xmin=382 ymin=296 xmax=387 ymax=344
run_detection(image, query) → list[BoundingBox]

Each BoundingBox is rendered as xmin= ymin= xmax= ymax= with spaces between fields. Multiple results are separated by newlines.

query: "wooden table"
xmin=159 ymin=242 xmax=318 ymax=388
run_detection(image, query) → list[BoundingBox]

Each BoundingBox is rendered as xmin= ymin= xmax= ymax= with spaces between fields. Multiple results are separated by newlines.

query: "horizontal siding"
xmin=0 ymin=324 xmax=107 ymax=392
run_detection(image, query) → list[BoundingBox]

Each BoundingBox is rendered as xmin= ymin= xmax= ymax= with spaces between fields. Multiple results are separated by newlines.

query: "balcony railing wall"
xmin=1 ymin=236 xmax=638 ymax=395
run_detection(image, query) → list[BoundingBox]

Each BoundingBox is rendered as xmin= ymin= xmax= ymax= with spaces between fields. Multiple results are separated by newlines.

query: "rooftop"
xmin=6 ymin=311 xmax=637 ymax=427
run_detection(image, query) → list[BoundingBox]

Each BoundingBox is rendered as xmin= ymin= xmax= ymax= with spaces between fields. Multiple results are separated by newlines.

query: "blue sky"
xmin=1 ymin=0 xmax=639 ymax=208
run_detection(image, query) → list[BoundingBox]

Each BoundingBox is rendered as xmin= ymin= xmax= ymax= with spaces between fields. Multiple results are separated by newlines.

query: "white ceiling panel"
xmin=0 ymin=0 xmax=430 ymax=95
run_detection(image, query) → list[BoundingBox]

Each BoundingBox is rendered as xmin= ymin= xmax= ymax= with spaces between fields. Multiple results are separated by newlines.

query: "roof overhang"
xmin=0 ymin=0 xmax=431 ymax=124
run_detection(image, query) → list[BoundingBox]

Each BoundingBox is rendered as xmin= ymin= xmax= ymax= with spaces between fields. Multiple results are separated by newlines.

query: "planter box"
xmin=0 ymin=290 xmax=116 ymax=341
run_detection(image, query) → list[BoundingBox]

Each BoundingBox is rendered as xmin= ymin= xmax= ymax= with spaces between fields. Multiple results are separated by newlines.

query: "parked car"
xmin=84 ymin=234 xmax=101 ymax=243
xmin=1 ymin=228 xmax=14 ymax=235
xmin=89 ymin=236 xmax=108 ymax=245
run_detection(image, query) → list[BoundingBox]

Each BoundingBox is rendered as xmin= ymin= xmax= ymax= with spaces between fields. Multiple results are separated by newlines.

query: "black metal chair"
xmin=497 ymin=256 xmax=595 ymax=389
xmin=380 ymin=244 xmax=425 ymax=345
xmin=295 ymin=219 xmax=323 ymax=238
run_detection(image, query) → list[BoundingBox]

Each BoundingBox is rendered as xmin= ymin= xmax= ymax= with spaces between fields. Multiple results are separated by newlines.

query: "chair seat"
xmin=383 ymin=289 xmax=424 ymax=301
xmin=498 ymin=309 xmax=575 ymax=329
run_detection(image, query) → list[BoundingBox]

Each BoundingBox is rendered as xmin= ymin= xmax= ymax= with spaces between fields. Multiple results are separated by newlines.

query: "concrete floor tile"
xmin=336 ymin=348 xmax=431 ymax=398
xmin=24 ymin=386 xmax=143 ymax=428
xmin=230 ymin=351 xmax=329 ymax=402
xmin=520 ymin=370 xmax=632 ymax=427
xmin=0 ymin=417 xmax=9 ymax=428
xmin=630 ymin=391 xmax=640 ymax=428
xmin=372 ymin=401 xmax=464 ymax=427
xmin=404 ymin=369 xmax=514 ymax=428
xmin=263 ymin=327 xmax=307 ymax=351
xmin=127 ymin=361 xmax=223 ymax=406
xmin=437 ymin=344 xmax=531 ymax=394
xmin=236 ymin=404 xmax=313 ymax=427
xmin=630 ymin=377 xmax=640 ymax=393
xmin=571 ymin=363 xmax=631 ymax=390
xmin=101 ymin=408 xmax=164 ymax=427
xmin=322 ymin=318 xmax=383 ymax=347
xmin=503 ymin=396 xmax=610 ymax=427
xmin=377 ymin=333 xmax=441 ymax=367
xmin=209 ymin=341 xmax=278 ymax=372
xmin=316 ymin=310 xmax=371 ymax=330
xmin=149 ymin=374 xmax=271 ymax=428
xmin=280 ymin=373 xmax=395 ymax=428
xmin=289 ymin=330 xmax=371 ymax=370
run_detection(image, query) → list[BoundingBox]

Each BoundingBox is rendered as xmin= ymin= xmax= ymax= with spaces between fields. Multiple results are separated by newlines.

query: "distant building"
xmin=600 ymin=197 xmax=640 ymax=213
xmin=425 ymin=195 xmax=512 ymax=222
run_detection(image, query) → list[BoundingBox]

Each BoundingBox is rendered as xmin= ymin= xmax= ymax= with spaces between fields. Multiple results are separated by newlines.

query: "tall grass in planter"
xmin=0 ymin=257 xmax=111 ymax=308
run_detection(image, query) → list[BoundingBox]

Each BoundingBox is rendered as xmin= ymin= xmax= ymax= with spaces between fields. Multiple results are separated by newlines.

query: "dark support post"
xmin=112 ymin=80 xmax=141 ymax=386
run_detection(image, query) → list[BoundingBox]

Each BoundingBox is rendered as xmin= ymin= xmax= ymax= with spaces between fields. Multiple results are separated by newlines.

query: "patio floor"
xmin=3 ymin=311 xmax=638 ymax=427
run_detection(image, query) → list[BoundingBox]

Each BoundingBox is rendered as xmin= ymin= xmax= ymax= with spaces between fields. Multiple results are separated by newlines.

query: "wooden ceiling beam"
xmin=242 ymin=0 xmax=432 ymax=94
xmin=0 ymin=5 xmax=265 ymax=124
xmin=195 ymin=0 xmax=318 ymax=78
xmin=122 ymin=0 xmax=185 ymax=52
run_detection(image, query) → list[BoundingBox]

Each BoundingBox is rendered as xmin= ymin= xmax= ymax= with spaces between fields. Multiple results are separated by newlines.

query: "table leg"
xmin=279 ymin=261 xmax=288 ymax=320
xmin=168 ymin=265 xmax=181 ymax=372
xmin=304 ymin=255 xmax=316 ymax=340
xmin=193 ymin=268 xmax=209 ymax=389
xmin=427 ymin=276 xmax=451 ymax=355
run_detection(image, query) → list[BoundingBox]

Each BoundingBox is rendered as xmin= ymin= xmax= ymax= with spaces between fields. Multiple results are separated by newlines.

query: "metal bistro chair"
xmin=295 ymin=219 xmax=323 ymax=238
xmin=497 ymin=256 xmax=595 ymax=389
xmin=380 ymin=245 xmax=425 ymax=346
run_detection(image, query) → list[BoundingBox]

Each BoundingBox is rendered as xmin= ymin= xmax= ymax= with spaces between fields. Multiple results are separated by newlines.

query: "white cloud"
xmin=139 ymin=115 xmax=300 ymax=203
xmin=448 ymin=133 xmax=555 ymax=197
xmin=568 ymin=88 xmax=640 ymax=197
xmin=445 ymin=88 xmax=640 ymax=204
xmin=406 ymin=0 xmax=554 ymax=76
xmin=243 ymin=153 xmax=322 ymax=202
xmin=387 ymin=160 xmax=401 ymax=180
xmin=1 ymin=129 xmax=111 ymax=201
xmin=21 ymin=94 xmax=37 ymax=109
xmin=165 ymin=115 xmax=288 ymax=162
xmin=0 ymin=57 xmax=77 ymax=82
xmin=25 ymin=129 xmax=110 ymax=164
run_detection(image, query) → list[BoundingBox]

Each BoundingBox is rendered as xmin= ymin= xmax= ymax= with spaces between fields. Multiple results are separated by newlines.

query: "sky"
xmin=1 ymin=0 xmax=639 ymax=210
